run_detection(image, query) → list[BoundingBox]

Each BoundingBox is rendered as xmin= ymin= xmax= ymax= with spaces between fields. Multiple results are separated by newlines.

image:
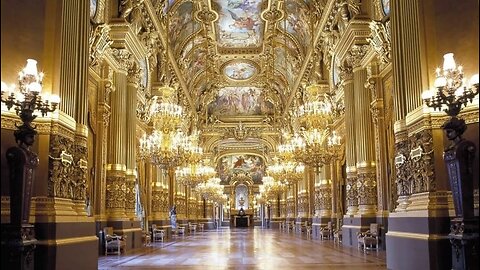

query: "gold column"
xmin=105 ymin=70 xmax=127 ymax=219
xmin=125 ymin=64 xmax=140 ymax=219
xmin=318 ymin=166 xmax=332 ymax=218
xmin=339 ymin=63 xmax=358 ymax=215
xmin=366 ymin=63 xmax=390 ymax=215
xmin=349 ymin=45 xmax=377 ymax=216
xmin=151 ymin=167 xmax=162 ymax=220
xmin=93 ymin=66 xmax=113 ymax=220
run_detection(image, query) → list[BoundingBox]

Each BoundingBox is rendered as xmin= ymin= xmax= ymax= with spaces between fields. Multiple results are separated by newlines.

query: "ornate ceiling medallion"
xmin=223 ymin=60 xmax=258 ymax=81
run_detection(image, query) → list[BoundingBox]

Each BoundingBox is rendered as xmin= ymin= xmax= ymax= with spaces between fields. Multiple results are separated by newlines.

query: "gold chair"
xmin=103 ymin=227 xmax=126 ymax=255
xmin=320 ymin=221 xmax=333 ymax=240
xmin=357 ymin=223 xmax=380 ymax=252
xmin=151 ymin=224 xmax=165 ymax=242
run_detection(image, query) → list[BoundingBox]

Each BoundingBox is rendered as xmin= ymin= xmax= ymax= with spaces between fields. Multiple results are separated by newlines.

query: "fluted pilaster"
xmin=340 ymin=64 xmax=358 ymax=215
xmin=366 ymin=64 xmax=390 ymax=214
xmin=106 ymin=71 xmax=127 ymax=219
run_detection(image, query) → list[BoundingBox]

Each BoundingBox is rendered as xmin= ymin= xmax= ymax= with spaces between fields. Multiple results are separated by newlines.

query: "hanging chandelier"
xmin=301 ymin=129 xmax=342 ymax=167
xmin=138 ymin=129 xmax=185 ymax=167
xmin=181 ymin=131 xmax=203 ymax=165
xmin=297 ymin=84 xmax=343 ymax=130
xmin=176 ymin=162 xmax=216 ymax=187
xmin=151 ymin=86 xmax=183 ymax=133
xmin=196 ymin=177 xmax=224 ymax=201
xmin=261 ymin=176 xmax=287 ymax=199
xmin=267 ymin=157 xmax=304 ymax=186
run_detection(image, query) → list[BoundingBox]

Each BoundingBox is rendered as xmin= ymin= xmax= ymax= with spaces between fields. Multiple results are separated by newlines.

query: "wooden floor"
xmin=99 ymin=227 xmax=386 ymax=269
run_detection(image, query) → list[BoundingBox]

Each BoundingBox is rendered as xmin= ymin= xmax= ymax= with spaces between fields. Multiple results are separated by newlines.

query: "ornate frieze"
xmin=105 ymin=175 xmax=126 ymax=210
xmin=71 ymin=140 xmax=88 ymax=201
xmin=394 ymin=139 xmax=411 ymax=197
xmin=48 ymin=134 xmax=75 ymax=199
xmin=409 ymin=129 xmax=435 ymax=193
xmin=345 ymin=173 xmax=358 ymax=207
xmin=356 ymin=171 xmax=377 ymax=206
xmin=125 ymin=178 xmax=136 ymax=214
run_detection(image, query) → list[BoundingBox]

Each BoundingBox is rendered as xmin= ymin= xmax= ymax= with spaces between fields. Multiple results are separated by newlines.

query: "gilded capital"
xmin=346 ymin=44 xmax=369 ymax=68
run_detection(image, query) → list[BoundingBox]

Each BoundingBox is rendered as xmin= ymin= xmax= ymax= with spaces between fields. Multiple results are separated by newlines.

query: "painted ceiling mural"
xmin=223 ymin=61 xmax=257 ymax=80
xmin=207 ymin=87 xmax=274 ymax=116
xmin=214 ymin=0 xmax=264 ymax=48
xmin=217 ymin=154 xmax=265 ymax=184
xmin=169 ymin=1 xmax=201 ymax=54
xmin=279 ymin=0 xmax=311 ymax=54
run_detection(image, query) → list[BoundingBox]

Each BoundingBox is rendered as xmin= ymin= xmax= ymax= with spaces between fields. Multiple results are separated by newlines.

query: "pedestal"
xmin=1 ymin=224 xmax=37 ymax=270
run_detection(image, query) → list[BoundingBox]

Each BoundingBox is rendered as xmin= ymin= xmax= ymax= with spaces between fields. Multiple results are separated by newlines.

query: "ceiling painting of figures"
xmin=169 ymin=1 xmax=201 ymax=53
xmin=217 ymin=154 xmax=265 ymax=184
xmin=208 ymin=87 xmax=274 ymax=116
xmin=214 ymin=0 xmax=264 ymax=48
xmin=223 ymin=61 xmax=257 ymax=80
xmin=279 ymin=0 xmax=311 ymax=54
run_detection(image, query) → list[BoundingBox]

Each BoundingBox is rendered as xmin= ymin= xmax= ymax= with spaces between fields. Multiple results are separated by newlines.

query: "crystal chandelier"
xmin=176 ymin=163 xmax=216 ymax=187
xmin=181 ymin=131 xmax=203 ymax=165
xmin=151 ymin=86 xmax=183 ymax=133
xmin=422 ymin=53 xmax=479 ymax=117
xmin=261 ymin=176 xmax=287 ymax=199
xmin=298 ymin=84 xmax=344 ymax=130
xmin=196 ymin=177 xmax=224 ymax=201
xmin=278 ymin=133 xmax=305 ymax=162
xmin=138 ymin=130 xmax=185 ymax=166
xmin=301 ymin=129 xmax=342 ymax=167
xmin=267 ymin=157 xmax=304 ymax=186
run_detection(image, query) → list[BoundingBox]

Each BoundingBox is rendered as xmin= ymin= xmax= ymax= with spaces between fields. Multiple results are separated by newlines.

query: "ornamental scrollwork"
xmin=71 ymin=141 xmax=88 ymax=201
xmin=345 ymin=172 xmax=358 ymax=207
xmin=367 ymin=20 xmax=391 ymax=64
xmin=89 ymin=24 xmax=113 ymax=67
xmin=106 ymin=176 xmax=127 ymax=209
xmin=48 ymin=134 xmax=75 ymax=199
xmin=356 ymin=171 xmax=377 ymax=206
xmin=409 ymin=130 xmax=435 ymax=193
xmin=394 ymin=139 xmax=411 ymax=196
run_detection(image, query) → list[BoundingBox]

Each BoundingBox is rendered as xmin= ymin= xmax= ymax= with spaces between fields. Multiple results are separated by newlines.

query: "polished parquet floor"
xmin=99 ymin=227 xmax=386 ymax=270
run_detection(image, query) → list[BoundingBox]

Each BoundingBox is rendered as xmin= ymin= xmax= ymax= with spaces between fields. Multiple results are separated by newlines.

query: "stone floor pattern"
xmin=99 ymin=228 xmax=386 ymax=270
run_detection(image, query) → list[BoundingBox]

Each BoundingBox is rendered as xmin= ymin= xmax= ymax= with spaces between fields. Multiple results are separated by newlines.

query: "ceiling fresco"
xmin=217 ymin=154 xmax=265 ymax=185
xmin=214 ymin=0 xmax=265 ymax=48
xmin=223 ymin=61 xmax=257 ymax=80
xmin=207 ymin=87 xmax=274 ymax=117
xmin=156 ymin=0 xmax=327 ymax=158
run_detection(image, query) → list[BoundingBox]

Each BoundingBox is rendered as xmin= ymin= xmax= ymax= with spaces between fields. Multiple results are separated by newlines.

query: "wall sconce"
xmin=422 ymin=53 xmax=478 ymax=269
xmin=1 ymin=59 xmax=60 ymax=269
xmin=422 ymin=53 xmax=478 ymax=117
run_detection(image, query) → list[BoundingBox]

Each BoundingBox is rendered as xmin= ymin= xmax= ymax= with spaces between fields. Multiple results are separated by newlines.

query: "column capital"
xmin=346 ymin=44 xmax=369 ymax=69
xmin=111 ymin=48 xmax=133 ymax=73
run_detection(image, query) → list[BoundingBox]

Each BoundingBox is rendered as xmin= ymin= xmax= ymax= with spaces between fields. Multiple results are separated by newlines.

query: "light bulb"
xmin=421 ymin=89 xmax=433 ymax=100
xmin=50 ymin=94 xmax=60 ymax=104
xmin=23 ymin=59 xmax=39 ymax=76
xmin=470 ymin=74 xmax=479 ymax=85
xmin=434 ymin=76 xmax=447 ymax=88
xmin=442 ymin=53 xmax=456 ymax=71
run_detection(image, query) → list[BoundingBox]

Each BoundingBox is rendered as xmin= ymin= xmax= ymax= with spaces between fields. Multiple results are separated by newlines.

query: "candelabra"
xmin=138 ymin=130 xmax=185 ymax=167
xmin=1 ymin=59 xmax=60 ymax=269
xmin=422 ymin=53 xmax=479 ymax=270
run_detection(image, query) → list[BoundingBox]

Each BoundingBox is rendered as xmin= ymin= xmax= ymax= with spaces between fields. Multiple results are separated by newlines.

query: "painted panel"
xmin=169 ymin=1 xmax=201 ymax=52
xmin=217 ymin=155 xmax=265 ymax=184
xmin=215 ymin=0 xmax=264 ymax=48
xmin=279 ymin=0 xmax=311 ymax=54
xmin=224 ymin=61 xmax=257 ymax=80
xmin=208 ymin=87 xmax=274 ymax=116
